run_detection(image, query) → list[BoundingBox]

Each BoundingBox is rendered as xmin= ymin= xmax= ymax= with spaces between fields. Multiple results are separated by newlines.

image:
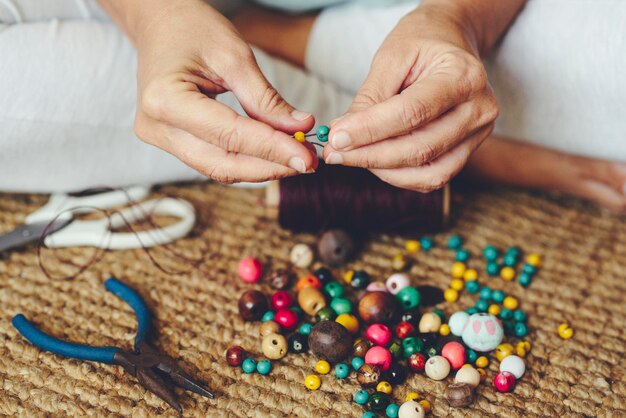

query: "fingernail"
xmin=288 ymin=157 xmax=307 ymax=173
xmin=291 ymin=110 xmax=312 ymax=121
xmin=325 ymin=152 xmax=343 ymax=165
xmin=331 ymin=131 xmax=351 ymax=150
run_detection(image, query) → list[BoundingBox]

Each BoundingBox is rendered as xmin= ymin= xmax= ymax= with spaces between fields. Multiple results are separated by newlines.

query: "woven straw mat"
xmin=0 ymin=182 xmax=625 ymax=418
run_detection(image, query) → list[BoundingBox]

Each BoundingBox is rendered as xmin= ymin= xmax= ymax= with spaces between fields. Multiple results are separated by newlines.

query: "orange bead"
xmin=296 ymin=275 xmax=322 ymax=291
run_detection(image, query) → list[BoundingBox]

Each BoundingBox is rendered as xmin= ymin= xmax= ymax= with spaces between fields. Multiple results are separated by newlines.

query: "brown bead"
xmin=298 ymin=286 xmax=326 ymax=317
xmin=356 ymin=363 xmax=381 ymax=387
xmin=308 ymin=320 xmax=353 ymax=363
xmin=318 ymin=229 xmax=354 ymax=267
xmin=445 ymin=383 xmax=475 ymax=408
xmin=260 ymin=321 xmax=281 ymax=337
xmin=226 ymin=345 xmax=246 ymax=367
xmin=262 ymin=333 xmax=288 ymax=360
xmin=358 ymin=292 xmax=400 ymax=324
xmin=353 ymin=337 xmax=372 ymax=358
xmin=269 ymin=268 xmax=293 ymax=290
xmin=238 ymin=290 xmax=268 ymax=322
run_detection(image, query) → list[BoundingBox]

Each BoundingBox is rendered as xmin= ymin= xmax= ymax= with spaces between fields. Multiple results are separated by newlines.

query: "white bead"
xmin=385 ymin=273 xmax=411 ymax=294
xmin=454 ymin=365 xmax=481 ymax=388
xmin=290 ymin=243 xmax=314 ymax=268
xmin=500 ymin=355 xmax=525 ymax=379
xmin=366 ymin=281 xmax=388 ymax=292
xmin=425 ymin=355 xmax=450 ymax=380
xmin=448 ymin=311 xmax=470 ymax=336
xmin=418 ymin=312 xmax=441 ymax=333
xmin=461 ymin=313 xmax=503 ymax=352
xmin=398 ymin=400 xmax=425 ymax=418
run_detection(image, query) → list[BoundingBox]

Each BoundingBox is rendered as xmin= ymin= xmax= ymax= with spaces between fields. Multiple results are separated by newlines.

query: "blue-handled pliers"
xmin=12 ymin=277 xmax=213 ymax=413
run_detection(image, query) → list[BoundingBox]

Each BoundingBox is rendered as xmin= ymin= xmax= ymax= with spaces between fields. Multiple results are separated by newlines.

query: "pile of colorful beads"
xmin=228 ymin=232 xmax=544 ymax=416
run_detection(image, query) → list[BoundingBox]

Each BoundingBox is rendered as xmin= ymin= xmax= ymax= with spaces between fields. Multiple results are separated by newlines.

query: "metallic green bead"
xmin=401 ymin=337 xmax=423 ymax=358
xmin=502 ymin=319 xmax=515 ymax=336
xmin=455 ymin=248 xmax=470 ymax=262
xmin=316 ymin=306 xmax=336 ymax=322
xmin=483 ymin=245 xmax=499 ymax=261
xmin=500 ymin=308 xmax=513 ymax=320
xmin=491 ymin=289 xmax=506 ymax=303
xmin=466 ymin=307 xmax=478 ymax=315
xmin=420 ymin=237 xmax=433 ymax=251
xmin=466 ymin=348 xmax=478 ymax=364
xmin=518 ymin=272 xmax=533 ymax=287
xmin=466 ymin=280 xmax=480 ymax=294
xmin=505 ymin=246 xmax=521 ymax=258
xmin=514 ymin=322 xmax=528 ymax=337
xmin=503 ymin=254 xmax=518 ymax=267
xmin=522 ymin=264 xmax=537 ymax=275
xmin=475 ymin=299 xmax=488 ymax=312
xmin=396 ymin=287 xmax=421 ymax=311
xmin=513 ymin=309 xmax=527 ymax=322
xmin=299 ymin=323 xmax=313 ymax=335
xmin=331 ymin=297 xmax=353 ymax=315
xmin=479 ymin=287 xmax=492 ymax=300
xmin=432 ymin=309 xmax=446 ymax=322
xmin=351 ymin=270 xmax=370 ymax=290
xmin=369 ymin=392 xmax=391 ymax=411
xmin=486 ymin=261 xmax=501 ymax=276
xmin=324 ymin=281 xmax=345 ymax=298
xmin=316 ymin=125 xmax=330 ymax=142
xmin=448 ymin=235 xmax=463 ymax=250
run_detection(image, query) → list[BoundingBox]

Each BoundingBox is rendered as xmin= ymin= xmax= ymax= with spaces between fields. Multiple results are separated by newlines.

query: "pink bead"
xmin=441 ymin=341 xmax=466 ymax=370
xmin=274 ymin=309 xmax=298 ymax=330
xmin=271 ymin=291 xmax=293 ymax=311
xmin=238 ymin=257 xmax=262 ymax=283
xmin=365 ymin=323 xmax=392 ymax=347
xmin=364 ymin=346 xmax=392 ymax=371
xmin=494 ymin=371 xmax=516 ymax=392
xmin=366 ymin=281 xmax=388 ymax=292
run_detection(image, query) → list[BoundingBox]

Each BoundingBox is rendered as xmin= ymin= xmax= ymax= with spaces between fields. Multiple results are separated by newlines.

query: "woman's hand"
xmin=102 ymin=0 xmax=317 ymax=183
xmin=322 ymin=4 xmax=502 ymax=192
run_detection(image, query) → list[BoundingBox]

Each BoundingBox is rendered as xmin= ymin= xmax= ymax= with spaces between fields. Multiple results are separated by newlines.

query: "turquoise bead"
xmin=514 ymin=322 xmax=528 ymax=337
xmin=256 ymin=360 xmax=272 ymax=375
xmin=386 ymin=403 xmax=400 ymax=418
xmin=466 ymin=348 xmax=478 ymax=364
xmin=518 ymin=272 xmax=533 ymax=287
xmin=455 ymin=248 xmax=470 ymax=262
xmin=502 ymin=319 xmax=515 ymax=336
xmin=448 ymin=235 xmax=463 ymax=250
xmin=503 ymin=254 xmax=518 ymax=267
xmin=331 ymin=297 xmax=353 ymax=315
xmin=420 ymin=237 xmax=433 ymax=251
xmin=324 ymin=281 xmax=345 ymax=298
xmin=316 ymin=125 xmax=330 ymax=142
xmin=486 ymin=261 xmax=501 ymax=276
xmin=479 ymin=287 xmax=493 ymax=300
xmin=299 ymin=323 xmax=313 ymax=335
xmin=506 ymin=246 xmax=521 ymax=258
xmin=335 ymin=363 xmax=350 ymax=379
xmin=466 ymin=307 xmax=478 ymax=315
xmin=522 ymin=264 xmax=537 ymax=275
xmin=242 ymin=358 xmax=257 ymax=374
xmin=483 ymin=245 xmax=499 ymax=261
xmin=354 ymin=389 xmax=370 ymax=405
xmin=466 ymin=280 xmax=480 ymax=294
xmin=291 ymin=307 xmax=303 ymax=318
xmin=396 ymin=287 xmax=421 ymax=310
xmin=500 ymin=308 xmax=513 ymax=320
xmin=432 ymin=309 xmax=446 ymax=322
xmin=513 ymin=309 xmax=527 ymax=322
xmin=262 ymin=311 xmax=275 ymax=322
xmin=363 ymin=413 xmax=376 ymax=418
xmin=402 ymin=337 xmax=423 ymax=358
xmin=475 ymin=299 xmax=488 ymax=312
xmin=491 ymin=289 xmax=506 ymax=304
xmin=352 ymin=357 xmax=365 ymax=370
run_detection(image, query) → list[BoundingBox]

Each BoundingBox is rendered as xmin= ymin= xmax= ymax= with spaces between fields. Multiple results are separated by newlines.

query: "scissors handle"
xmin=12 ymin=314 xmax=120 ymax=364
xmin=105 ymin=277 xmax=151 ymax=348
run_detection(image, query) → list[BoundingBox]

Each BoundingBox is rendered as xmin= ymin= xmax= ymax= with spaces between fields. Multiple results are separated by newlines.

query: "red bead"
xmin=271 ymin=291 xmax=293 ymax=311
xmin=238 ymin=257 xmax=262 ymax=283
xmin=364 ymin=346 xmax=392 ymax=371
xmin=494 ymin=371 xmax=516 ymax=392
xmin=395 ymin=321 xmax=415 ymax=340
xmin=226 ymin=345 xmax=246 ymax=366
xmin=408 ymin=353 xmax=427 ymax=372
xmin=274 ymin=309 xmax=299 ymax=330
xmin=441 ymin=341 xmax=466 ymax=370
xmin=365 ymin=323 xmax=392 ymax=347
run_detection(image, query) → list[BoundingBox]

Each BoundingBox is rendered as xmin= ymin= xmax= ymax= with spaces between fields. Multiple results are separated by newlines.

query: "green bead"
xmin=242 ymin=358 xmax=257 ymax=373
xmin=503 ymin=254 xmax=518 ymax=267
xmin=479 ymin=287 xmax=492 ymax=300
xmin=491 ymin=289 xmax=506 ymax=304
xmin=425 ymin=346 xmax=438 ymax=358
xmin=514 ymin=322 xmax=528 ymax=338
xmin=522 ymin=264 xmax=537 ymax=275
xmin=402 ymin=337 xmax=423 ymax=358
xmin=369 ymin=392 xmax=391 ymax=411
xmin=420 ymin=237 xmax=433 ymax=251
xmin=386 ymin=403 xmax=400 ymax=418
xmin=331 ymin=297 xmax=353 ymax=315
xmin=432 ymin=309 xmax=446 ymax=322
xmin=466 ymin=307 xmax=478 ymax=315
xmin=352 ymin=357 xmax=365 ymax=370
xmin=316 ymin=125 xmax=330 ymax=142
xmin=466 ymin=280 xmax=480 ymax=294
xmin=324 ymin=281 xmax=345 ymax=298
xmin=483 ymin=245 xmax=499 ymax=261
xmin=389 ymin=341 xmax=402 ymax=358
xmin=262 ymin=311 xmax=275 ymax=322
xmin=455 ymin=248 xmax=470 ymax=262
xmin=291 ymin=307 xmax=303 ymax=318
xmin=351 ymin=270 xmax=370 ymax=290
xmin=448 ymin=235 xmax=463 ymax=250
xmin=486 ymin=261 xmax=501 ymax=276
xmin=518 ymin=272 xmax=533 ymax=287
xmin=316 ymin=307 xmax=336 ymax=322
xmin=396 ymin=287 xmax=421 ymax=311
xmin=500 ymin=308 xmax=513 ymax=320
xmin=335 ymin=363 xmax=350 ymax=379
xmin=299 ymin=323 xmax=313 ymax=335
xmin=502 ymin=319 xmax=515 ymax=336
xmin=353 ymin=389 xmax=370 ymax=405
xmin=475 ymin=299 xmax=488 ymax=312
xmin=466 ymin=348 xmax=478 ymax=364
xmin=513 ymin=309 xmax=527 ymax=322
xmin=256 ymin=360 xmax=272 ymax=375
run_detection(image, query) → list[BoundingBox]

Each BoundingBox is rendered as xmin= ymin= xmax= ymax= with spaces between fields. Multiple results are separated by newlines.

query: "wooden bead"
xmin=418 ymin=312 xmax=442 ymax=333
xmin=238 ymin=257 xmax=262 ymax=283
xmin=269 ymin=268 xmax=293 ymax=290
xmin=454 ymin=365 xmax=481 ymax=388
xmin=445 ymin=383 xmax=474 ymax=408
xmin=353 ymin=337 xmax=372 ymax=358
xmin=425 ymin=355 xmax=450 ymax=380
xmin=262 ymin=333 xmax=287 ymax=360
xmin=318 ymin=229 xmax=354 ymax=267
xmin=259 ymin=321 xmax=280 ymax=336
xmin=226 ymin=345 xmax=246 ymax=366
xmin=238 ymin=290 xmax=268 ymax=322
xmin=290 ymin=243 xmax=314 ymax=268
xmin=309 ymin=320 xmax=353 ymax=363
xmin=356 ymin=363 xmax=381 ymax=387
xmin=358 ymin=292 xmax=400 ymax=324
xmin=297 ymin=286 xmax=326 ymax=316
xmin=398 ymin=400 xmax=425 ymax=418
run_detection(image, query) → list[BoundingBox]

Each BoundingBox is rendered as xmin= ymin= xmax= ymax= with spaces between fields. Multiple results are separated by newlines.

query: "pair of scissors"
xmin=0 ymin=186 xmax=196 ymax=252
xmin=12 ymin=277 xmax=214 ymax=412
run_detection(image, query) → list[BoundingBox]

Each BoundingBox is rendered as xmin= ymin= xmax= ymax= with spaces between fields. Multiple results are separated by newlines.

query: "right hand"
xmin=132 ymin=1 xmax=317 ymax=183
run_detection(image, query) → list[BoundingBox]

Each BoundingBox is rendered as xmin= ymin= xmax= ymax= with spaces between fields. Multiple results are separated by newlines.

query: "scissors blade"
xmin=0 ymin=218 xmax=72 ymax=253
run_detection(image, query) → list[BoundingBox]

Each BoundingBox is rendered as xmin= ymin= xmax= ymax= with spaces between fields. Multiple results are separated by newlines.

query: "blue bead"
xmin=299 ymin=323 xmax=313 ymax=335
xmin=420 ymin=236 xmax=433 ymax=251
xmin=256 ymin=360 xmax=272 ymax=375
xmin=448 ymin=235 xmax=463 ymax=250
xmin=242 ymin=358 xmax=257 ymax=374
xmin=518 ymin=272 xmax=533 ymax=287
xmin=335 ymin=363 xmax=350 ymax=379
xmin=500 ymin=308 xmax=513 ymax=320
xmin=316 ymin=125 xmax=330 ymax=142
xmin=491 ymin=289 xmax=506 ymax=303
xmin=352 ymin=357 xmax=365 ymax=371
xmin=514 ymin=322 xmax=528 ymax=338
xmin=466 ymin=348 xmax=478 ymax=363
xmin=262 ymin=311 xmax=275 ymax=322
xmin=486 ymin=261 xmax=501 ymax=276
xmin=475 ymin=300 xmax=488 ymax=312
xmin=466 ymin=280 xmax=480 ymax=294
xmin=362 ymin=413 xmax=376 ymax=418
xmin=522 ymin=264 xmax=537 ymax=275
xmin=386 ymin=403 xmax=400 ymax=418
xmin=466 ymin=307 xmax=478 ymax=315
xmin=354 ymin=389 xmax=370 ymax=405
xmin=483 ymin=245 xmax=499 ymax=261
xmin=455 ymin=248 xmax=470 ymax=262
xmin=479 ymin=287 xmax=493 ymax=300
xmin=513 ymin=309 xmax=527 ymax=322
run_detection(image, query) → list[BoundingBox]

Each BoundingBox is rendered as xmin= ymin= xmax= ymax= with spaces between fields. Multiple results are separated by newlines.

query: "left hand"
xmin=322 ymin=6 xmax=499 ymax=192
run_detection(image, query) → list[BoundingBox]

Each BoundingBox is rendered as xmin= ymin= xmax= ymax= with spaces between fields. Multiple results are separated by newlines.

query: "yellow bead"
xmin=439 ymin=324 xmax=451 ymax=336
xmin=336 ymin=313 xmax=359 ymax=334
xmin=503 ymin=296 xmax=519 ymax=310
xmin=304 ymin=374 xmax=321 ymax=390
xmin=495 ymin=343 xmax=515 ymax=362
xmin=450 ymin=279 xmax=464 ymax=291
xmin=476 ymin=368 xmax=487 ymax=382
xmin=343 ymin=270 xmax=354 ymax=284
xmin=526 ymin=253 xmax=542 ymax=267
xmin=488 ymin=304 xmax=501 ymax=316
xmin=500 ymin=266 xmax=516 ymax=281
xmin=376 ymin=381 xmax=392 ymax=394
xmin=463 ymin=269 xmax=478 ymax=281
xmin=315 ymin=360 xmax=331 ymax=375
xmin=451 ymin=262 xmax=466 ymax=278
xmin=461 ymin=363 xmax=472 ymax=368
xmin=405 ymin=392 xmax=420 ymax=402
xmin=444 ymin=288 xmax=458 ymax=303
xmin=405 ymin=240 xmax=420 ymax=253
xmin=521 ymin=340 xmax=532 ymax=351
xmin=293 ymin=131 xmax=306 ymax=143
xmin=419 ymin=400 xmax=432 ymax=413
xmin=558 ymin=323 xmax=574 ymax=339
xmin=516 ymin=346 xmax=527 ymax=358
xmin=475 ymin=356 xmax=489 ymax=368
